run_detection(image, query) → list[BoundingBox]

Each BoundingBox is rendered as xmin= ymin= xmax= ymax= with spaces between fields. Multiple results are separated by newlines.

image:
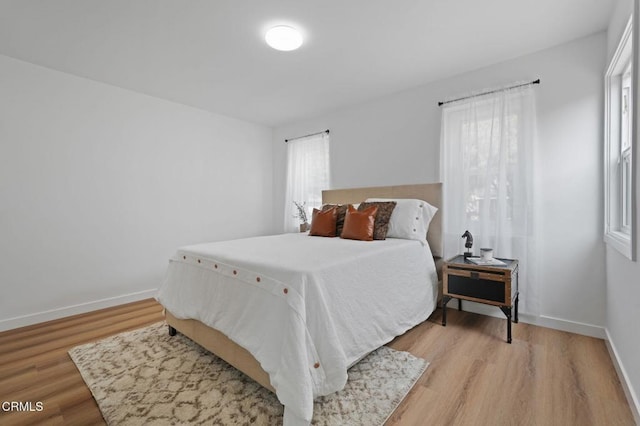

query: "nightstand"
xmin=442 ymin=255 xmax=519 ymax=343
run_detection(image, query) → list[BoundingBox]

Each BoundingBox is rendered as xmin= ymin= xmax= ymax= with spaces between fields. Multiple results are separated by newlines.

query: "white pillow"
xmin=366 ymin=198 xmax=438 ymax=241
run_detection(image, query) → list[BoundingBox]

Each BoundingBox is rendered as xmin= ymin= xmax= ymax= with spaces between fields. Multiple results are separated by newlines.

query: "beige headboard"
xmin=322 ymin=183 xmax=443 ymax=258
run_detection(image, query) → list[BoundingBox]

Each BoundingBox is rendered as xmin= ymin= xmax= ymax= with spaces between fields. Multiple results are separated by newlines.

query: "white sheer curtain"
xmin=284 ymin=132 xmax=331 ymax=233
xmin=440 ymin=85 xmax=539 ymax=315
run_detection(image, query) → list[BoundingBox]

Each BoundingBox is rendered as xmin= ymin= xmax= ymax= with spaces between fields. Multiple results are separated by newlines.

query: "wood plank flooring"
xmin=0 ymin=299 xmax=164 ymax=426
xmin=0 ymin=299 xmax=634 ymax=425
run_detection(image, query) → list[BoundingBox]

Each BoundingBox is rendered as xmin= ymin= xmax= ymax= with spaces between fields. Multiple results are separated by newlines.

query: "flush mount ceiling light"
xmin=265 ymin=25 xmax=303 ymax=51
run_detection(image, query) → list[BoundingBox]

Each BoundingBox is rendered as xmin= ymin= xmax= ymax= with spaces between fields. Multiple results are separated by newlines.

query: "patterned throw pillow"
xmin=322 ymin=204 xmax=348 ymax=236
xmin=357 ymin=201 xmax=397 ymax=240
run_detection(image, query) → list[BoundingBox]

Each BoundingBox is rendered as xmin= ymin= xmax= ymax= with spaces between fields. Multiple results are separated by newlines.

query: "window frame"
xmin=604 ymin=15 xmax=636 ymax=260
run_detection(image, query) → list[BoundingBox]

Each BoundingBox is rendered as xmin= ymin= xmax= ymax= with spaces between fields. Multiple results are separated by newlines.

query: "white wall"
xmin=605 ymin=0 xmax=640 ymax=421
xmin=0 ymin=54 xmax=274 ymax=330
xmin=274 ymin=33 xmax=607 ymax=335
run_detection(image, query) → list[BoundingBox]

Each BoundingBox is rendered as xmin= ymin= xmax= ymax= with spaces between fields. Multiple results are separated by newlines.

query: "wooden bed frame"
xmin=165 ymin=182 xmax=443 ymax=393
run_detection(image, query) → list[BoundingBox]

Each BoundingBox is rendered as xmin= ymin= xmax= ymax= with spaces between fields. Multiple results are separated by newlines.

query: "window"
xmin=459 ymin=112 xmax=520 ymax=225
xmin=283 ymin=131 xmax=330 ymax=232
xmin=604 ymin=16 xmax=635 ymax=260
xmin=621 ymin=63 xmax=632 ymax=234
xmin=440 ymin=84 xmax=538 ymax=315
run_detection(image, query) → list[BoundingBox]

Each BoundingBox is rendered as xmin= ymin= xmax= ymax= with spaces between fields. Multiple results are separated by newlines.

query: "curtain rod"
xmin=285 ymin=129 xmax=330 ymax=143
xmin=438 ymin=79 xmax=540 ymax=107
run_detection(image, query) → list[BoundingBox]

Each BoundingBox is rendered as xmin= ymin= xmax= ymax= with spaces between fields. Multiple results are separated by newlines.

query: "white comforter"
xmin=157 ymin=233 xmax=438 ymax=425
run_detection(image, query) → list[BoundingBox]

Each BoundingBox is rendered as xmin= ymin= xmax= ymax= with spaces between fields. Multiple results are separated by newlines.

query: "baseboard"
xmin=450 ymin=300 xmax=606 ymax=339
xmin=605 ymin=329 xmax=640 ymax=424
xmin=0 ymin=288 xmax=158 ymax=332
xmin=530 ymin=314 xmax=606 ymax=339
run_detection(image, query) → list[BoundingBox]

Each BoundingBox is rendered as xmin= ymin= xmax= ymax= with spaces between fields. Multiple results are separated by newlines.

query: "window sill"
xmin=604 ymin=230 xmax=633 ymax=260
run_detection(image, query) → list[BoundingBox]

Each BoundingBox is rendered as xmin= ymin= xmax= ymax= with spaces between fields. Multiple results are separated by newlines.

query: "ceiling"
xmin=0 ymin=0 xmax=615 ymax=127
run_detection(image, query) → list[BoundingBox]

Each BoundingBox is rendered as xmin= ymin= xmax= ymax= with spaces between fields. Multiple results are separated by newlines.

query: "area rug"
xmin=69 ymin=322 xmax=428 ymax=425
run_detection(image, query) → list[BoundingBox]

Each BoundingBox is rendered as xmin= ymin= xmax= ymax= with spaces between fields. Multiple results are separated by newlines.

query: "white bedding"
xmin=157 ymin=233 xmax=438 ymax=425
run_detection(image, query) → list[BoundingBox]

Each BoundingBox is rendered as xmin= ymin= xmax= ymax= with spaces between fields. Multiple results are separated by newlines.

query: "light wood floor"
xmin=0 ymin=299 xmax=634 ymax=425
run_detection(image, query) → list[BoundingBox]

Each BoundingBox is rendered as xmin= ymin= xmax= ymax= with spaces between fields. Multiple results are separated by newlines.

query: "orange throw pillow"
xmin=341 ymin=204 xmax=378 ymax=241
xmin=309 ymin=206 xmax=338 ymax=237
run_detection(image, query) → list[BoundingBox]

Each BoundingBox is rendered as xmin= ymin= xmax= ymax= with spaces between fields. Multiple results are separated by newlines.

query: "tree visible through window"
xmin=461 ymin=114 xmax=519 ymax=224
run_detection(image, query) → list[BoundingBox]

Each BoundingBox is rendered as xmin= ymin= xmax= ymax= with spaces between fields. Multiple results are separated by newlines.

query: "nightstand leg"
xmin=499 ymin=306 xmax=512 ymax=344
xmin=442 ymin=296 xmax=452 ymax=326
xmin=458 ymin=299 xmax=462 ymax=311
xmin=514 ymin=292 xmax=519 ymax=323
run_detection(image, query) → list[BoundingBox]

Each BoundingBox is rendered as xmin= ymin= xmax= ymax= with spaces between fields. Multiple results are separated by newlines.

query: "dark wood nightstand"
xmin=442 ymin=255 xmax=519 ymax=343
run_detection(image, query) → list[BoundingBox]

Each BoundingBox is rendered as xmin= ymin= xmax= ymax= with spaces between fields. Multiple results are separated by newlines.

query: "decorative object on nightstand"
xmin=293 ymin=201 xmax=310 ymax=232
xmin=480 ymin=247 xmax=493 ymax=260
xmin=461 ymin=230 xmax=473 ymax=258
xmin=442 ymin=254 xmax=519 ymax=343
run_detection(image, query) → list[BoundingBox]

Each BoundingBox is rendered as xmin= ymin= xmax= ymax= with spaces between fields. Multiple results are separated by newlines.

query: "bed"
xmin=156 ymin=183 xmax=443 ymax=425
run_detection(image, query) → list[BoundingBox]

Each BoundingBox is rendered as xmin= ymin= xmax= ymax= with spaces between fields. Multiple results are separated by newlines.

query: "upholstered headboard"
xmin=322 ymin=183 xmax=443 ymax=258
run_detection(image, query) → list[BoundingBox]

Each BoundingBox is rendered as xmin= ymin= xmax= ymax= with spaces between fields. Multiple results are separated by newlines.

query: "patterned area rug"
xmin=69 ymin=323 xmax=428 ymax=425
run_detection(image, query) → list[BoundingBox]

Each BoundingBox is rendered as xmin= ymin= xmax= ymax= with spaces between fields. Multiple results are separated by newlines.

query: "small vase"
xmin=300 ymin=223 xmax=309 ymax=232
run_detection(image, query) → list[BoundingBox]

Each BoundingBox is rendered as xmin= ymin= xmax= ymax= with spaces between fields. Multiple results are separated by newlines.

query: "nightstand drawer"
xmin=447 ymin=274 xmax=505 ymax=303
